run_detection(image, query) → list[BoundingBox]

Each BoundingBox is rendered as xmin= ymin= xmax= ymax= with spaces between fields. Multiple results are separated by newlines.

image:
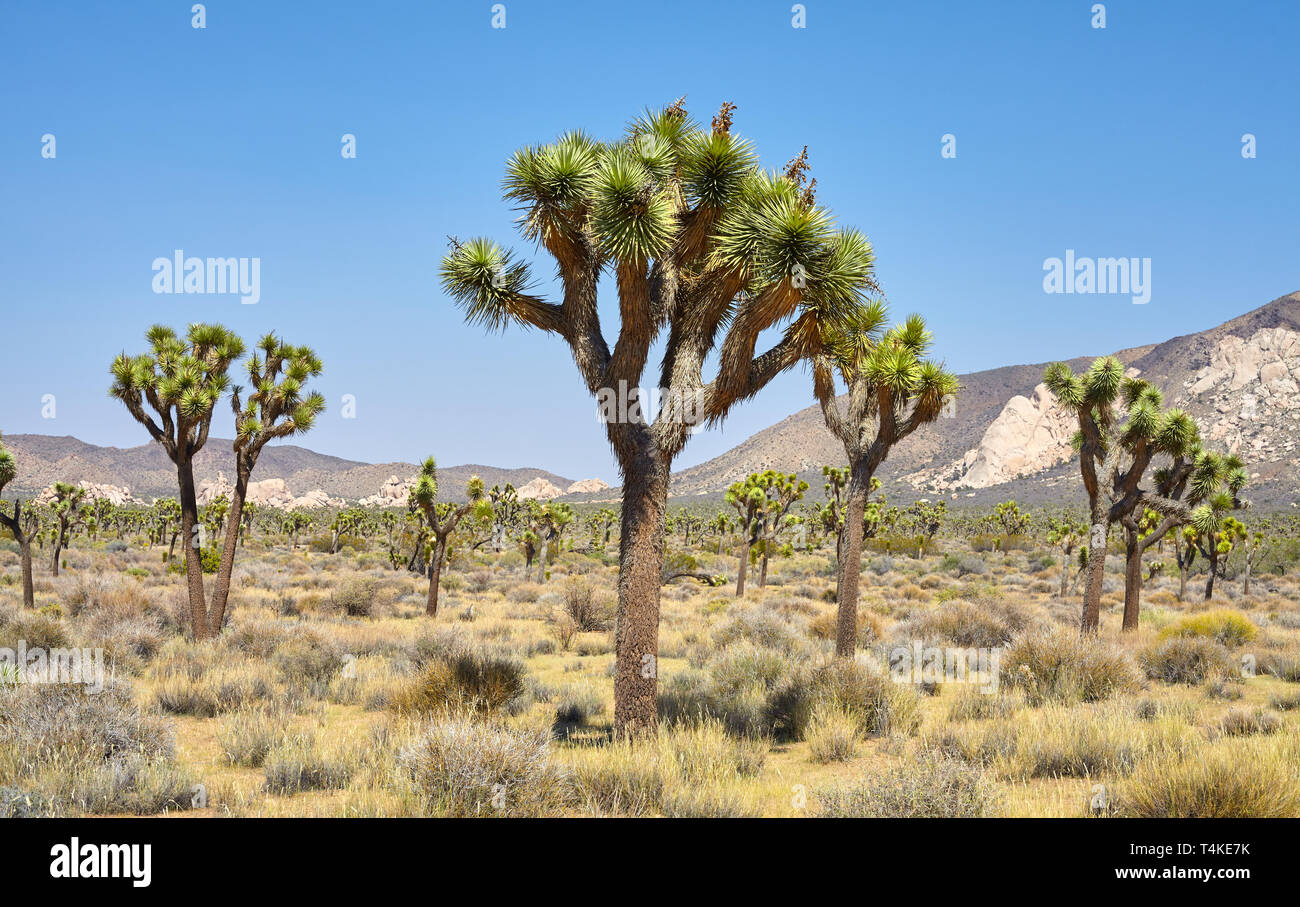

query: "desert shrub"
xmin=767 ymin=659 xmax=921 ymax=742
xmin=0 ymin=610 xmax=69 ymax=651
xmin=560 ymin=578 xmax=613 ymax=632
xmin=328 ymin=577 xmax=378 ymax=617
xmin=1159 ymin=609 xmax=1257 ymax=647
xmin=1122 ymin=736 xmax=1300 ymax=817
xmin=1261 ymin=653 xmax=1300 ymax=683
xmin=392 ymin=637 xmax=526 ymax=715
xmin=713 ymin=607 xmax=807 ymax=657
xmin=927 ymin=704 xmax=1189 ymax=780
xmin=506 ymin=582 xmax=541 ymax=604
xmin=814 ymin=757 xmax=996 ymax=817
xmin=0 ymin=681 xmax=189 ymax=815
xmin=0 ymin=786 xmax=53 ymax=818
xmin=1002 ymin=627 xmax=1140 ymax=704
xmin=806 ymin=702 xmax=858 ymax=762
xmin=217 ymin=705 xmax=288 ymax=767
xmin=1139 ymin=637 xmax=1235 ymax=685
xmin=1215 ymin=707 xmax=1280 ymax=738
xmin=275 ymin=633 xmax=347 ymax=690
xmin=399 ymin=717 xmax=568 ymax=817
xmin=1269 ymin=691 xmax=1300 ymax=711
xmin=553 ymin=681 xmax=605 ymax=731
xmin=263 ymin=734 xmax=358 ymax=794
xmin=809 ymin=609 xmax=883 ymax=647
xmin=660 ymin=786 xmax=760 ymax=818
xmin=566 ymin=739 xmax=667 ymax=817
xmin=954 ymin=555 xmax=988 ymax=577
xmin=659 ymin=719 xmax=765 ymax=783
xmin=901 ymin=599 xmax=1015 ymax=648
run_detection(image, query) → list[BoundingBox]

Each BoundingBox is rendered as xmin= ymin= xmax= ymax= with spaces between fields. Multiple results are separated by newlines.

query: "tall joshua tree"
xmin=725 ymin=475 xmax=766 ymax=597
xmin=440 ymin=101 xmax=876 ymax=734
xmin=0 ymin=435 xmax=36 ymax=607
xmin=410 ymin=457 xmax=488 ymax=616
xmin=812 ymin=312 xmax=957 ymax=657
xmin=209 ymin=335 xmax=324 ymax=633
xmin=110 ymin=323 xmax=245 ymax=640
xmin=1043 ymin=357 xmax=1198 ymax=634
xmin=48 ymin=482 xmax=87 ymax=576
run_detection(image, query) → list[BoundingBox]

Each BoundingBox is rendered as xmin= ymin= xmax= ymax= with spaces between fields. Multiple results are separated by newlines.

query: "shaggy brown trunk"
xmin=1243 ymin=546 xmax=1252 ymax=596
xmin=177 ymin=458 xmax=211 ymax=641
xmin=536 ymin=536 xmax=550 ymax=583
xmin=735 ymin=535 xmax=749 ymax=596
xmin=759 ymin=547 xmax=769 ymax=588
xmin=1121 ymin=527 xmax=1142 ymax=632
xmin=612 ymin=450 xmax=669 ymax=737
xmin=51 ymin=526 xmax=64 ymax=577
xmin=208 ymin=466 xmax=249 ymax=635
xmin=426 ymin=537 xmax=446 ymax=616
xmin=19 ymin=534 xmax=35 ymax=608
xmin=1059 ymin=549 xmax=1071 ymax=600
xmin=835 ymin=465 xmax=869 ymax=658
xmin=1081 ymin=518 xmax=1108 ymax=635
xmin=1204 ymin=549 xmax=1217 ymax=601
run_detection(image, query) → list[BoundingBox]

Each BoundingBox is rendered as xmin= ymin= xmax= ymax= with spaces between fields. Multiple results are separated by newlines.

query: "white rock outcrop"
xmin=36 ymin=482 xmax=137 ymax=507
xmin=516 ymin=477 xmax=564 ymax=500
xmin=566 ymin=478 xmax=610 ymax=494
xmin=358 ymin=475 xmax=414 ymax=508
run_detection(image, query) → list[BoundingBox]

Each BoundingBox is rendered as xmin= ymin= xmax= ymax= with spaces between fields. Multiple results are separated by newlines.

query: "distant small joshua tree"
xmin=410 ymin=457 xmax=488 ymax=616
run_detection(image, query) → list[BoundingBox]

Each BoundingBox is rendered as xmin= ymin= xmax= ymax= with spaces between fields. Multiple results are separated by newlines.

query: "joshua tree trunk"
xmin=1204 ymin=549 xmax=1218 ymax=601
xmin=612 ymin=451 xmax=669 ymax=738
xmin=1081 ymin=517 xmax=1108 ymax=635
xmin=835 ymin=466 xmax=869 ymax=658
xmin=177 ymin=459 xmax=212 ymax=641
xmin=0 ymin=501 xmax=36 ymax=608
xmin=759 ymin=548 xmax=769 ymax=588
xmin=1121 ymin=524 xmax=1143 ymax=632
xmin=535 ymin=536 xmax=550 ymax=583
xmin=208 ymin=467 xmax=249 ymax=635
xmin=735 ymin=534 xmax=750 ymax=597
xmin=1243 ymin=545 xmax=1253 ymax=596
xmin=426 ymin=537 xmax=447 ymax=616
xmin=19 ymin=534 xmax=34 ymax=608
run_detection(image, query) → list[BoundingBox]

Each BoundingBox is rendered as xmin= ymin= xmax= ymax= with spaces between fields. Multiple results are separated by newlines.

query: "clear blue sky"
xmin=2 ymin=1 xmax=1296 ymax=485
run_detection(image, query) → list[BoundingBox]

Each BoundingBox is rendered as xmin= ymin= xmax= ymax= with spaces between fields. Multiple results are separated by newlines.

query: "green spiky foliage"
xmin=0 ymin=433 xmax=36 ymax=607
xmin=441 ymin=101 xmax=880 ymax=735
xmin=409 ymin=457 xmax=488 ymax=615
xmin=486 ymin=483 xmax=522 ymax=554
xmin=207 ymin=334 xmax=326 ymax=632
xmin=725 ymin=474 xmax=767 ymax=597
xmin=1175 ymin=450 xmax=1249 ymax=601
xmin=529 ymin=500 xmax=575 ymax=584
xmin=47 ymin=482 xmax=88 ymax=577
xmin=109 ymin=323 xmax=245 ymax=640
xmin=812 ymin=311 xmax=958 ymax=656
xmin=1047 ymin=515 xmax=1089 ymax=599
xmin=1043 ymin=356 xmax=1201 ymax=633
xmin=755 ymin=471 xmax=808 ymax=589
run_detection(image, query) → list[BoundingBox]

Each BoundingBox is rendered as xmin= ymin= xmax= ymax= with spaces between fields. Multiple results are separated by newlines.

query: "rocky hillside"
xmin=0 ymin=435 xmax=576 ymax=506
xmin=671 ymin=291 xmax=1300 ymax=509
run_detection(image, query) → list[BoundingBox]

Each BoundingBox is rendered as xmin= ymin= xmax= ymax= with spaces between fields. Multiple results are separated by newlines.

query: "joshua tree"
xmin=1119 ymin=439 xmax=1237 ymax=623
xmin=440 ymin=101 xmax=877 ymax=733
xmin=1046 ymin=515 xmax=1088 ymax=600
xmin=487 ymin=483 xmax=521 ymax=553
xmin=1175 ymin=460 xmax=1248 ymax=601
xmin=110 ymin=323 xmax=245 ymax=640
xmin=812 ymin=312 xmax=957 ymax=657
xmin=208 ymin=336 xmax=324 ymax=634
xmin=531 ymin=501 xmax=575 ymax=583
xmin=1044 ymin=357 xmax=1197 ymax=634
xmin=410 ymin=457 xmax=488 ymax=615
xmin=726 ymin=475 xmax=766 ymax=597
xmin=754 ymin=471 xmax=808 ymax=588
xmin=48 ymin=482 xmax=88 ymax=576
xmin=0 ymin=435 xmax=36 ymax=606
